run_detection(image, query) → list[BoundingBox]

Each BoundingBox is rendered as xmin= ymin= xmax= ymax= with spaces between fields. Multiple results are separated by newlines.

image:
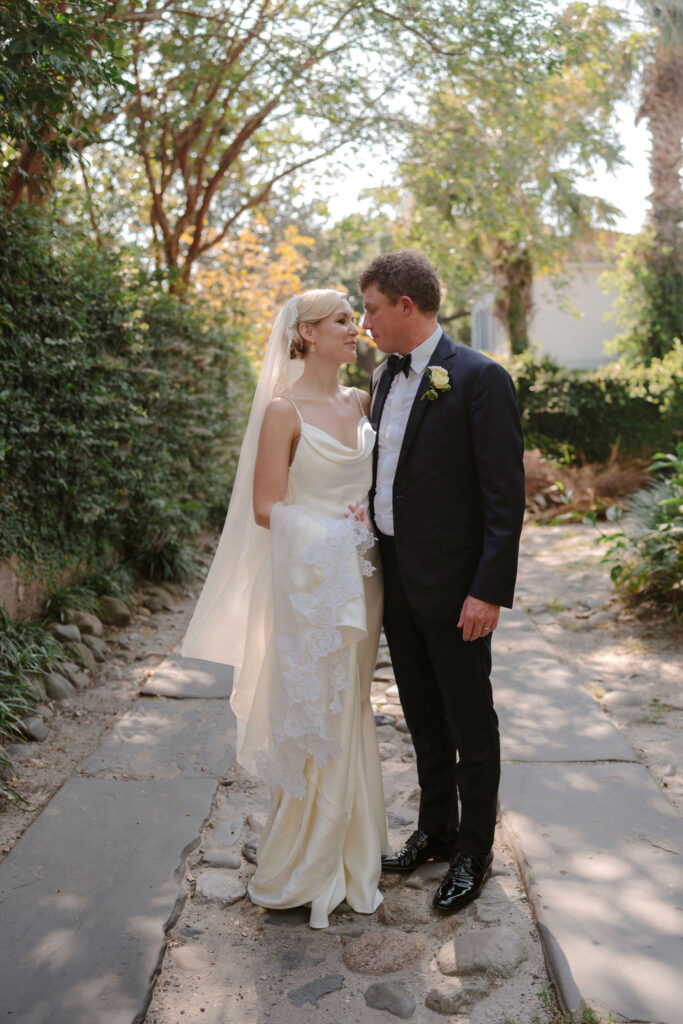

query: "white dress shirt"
xmin=374 ymin=325 xmax=442 ymax=536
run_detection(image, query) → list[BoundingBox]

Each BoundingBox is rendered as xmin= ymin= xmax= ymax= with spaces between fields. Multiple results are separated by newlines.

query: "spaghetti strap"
xmin=280 ymin=393 xmax=304 ymax=426
xmin=351 ymin=388 xmax=366 ymax=417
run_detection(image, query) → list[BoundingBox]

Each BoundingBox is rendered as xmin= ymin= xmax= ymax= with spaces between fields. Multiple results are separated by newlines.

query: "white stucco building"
xmin=470 ymin=293 xmax=509 ymax=357
xmin=470 ymin=238 xmax=623 ymax=369
xmin=529 ymin=262 xmax=620 ymax=369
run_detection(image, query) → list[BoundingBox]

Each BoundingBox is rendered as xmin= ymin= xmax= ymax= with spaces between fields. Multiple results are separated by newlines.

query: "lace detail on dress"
xmin=263 ymin=505 xmax=376 ymax=799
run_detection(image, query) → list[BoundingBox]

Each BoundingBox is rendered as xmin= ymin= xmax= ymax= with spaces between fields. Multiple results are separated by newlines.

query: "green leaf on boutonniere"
xmin=421 ymin=365 xmax=451 ymax=401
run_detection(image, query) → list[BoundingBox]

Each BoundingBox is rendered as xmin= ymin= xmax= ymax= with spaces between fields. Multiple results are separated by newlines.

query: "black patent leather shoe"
xmin=432 ymin=851 xmax=493 ymax=911
xmin=381 ymin=830 xmax=452 ymax=873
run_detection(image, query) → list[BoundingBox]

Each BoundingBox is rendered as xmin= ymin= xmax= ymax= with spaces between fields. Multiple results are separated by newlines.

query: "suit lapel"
xmin=396 ymin=332 xmax=457 ymax=474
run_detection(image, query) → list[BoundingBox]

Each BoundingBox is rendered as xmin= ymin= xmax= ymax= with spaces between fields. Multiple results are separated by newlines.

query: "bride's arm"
xmin=253 ymin=398 xmax=299 ymax=529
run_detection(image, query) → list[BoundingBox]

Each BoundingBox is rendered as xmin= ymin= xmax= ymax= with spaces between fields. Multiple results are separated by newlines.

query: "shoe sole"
xmin=431 ymin=864 xmax=492 ymax=912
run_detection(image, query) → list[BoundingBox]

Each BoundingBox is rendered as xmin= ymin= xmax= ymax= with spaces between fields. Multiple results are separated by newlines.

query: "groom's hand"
xmin=458 ymin=595 xmax=500 ymax=642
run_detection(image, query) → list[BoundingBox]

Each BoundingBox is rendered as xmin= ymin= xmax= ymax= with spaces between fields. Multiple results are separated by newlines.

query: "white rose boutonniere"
xmin=421 ymin=365 xmax=451 ymax=402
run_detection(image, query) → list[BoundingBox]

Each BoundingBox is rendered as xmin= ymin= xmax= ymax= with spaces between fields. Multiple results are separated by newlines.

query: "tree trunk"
xmin=2 ymin=144 xmax=53 ymax=210
xmin=637 ymin=35 xmax=683 ymax=357
xmin=638 ymin=41 xmax=683 ymax=259
xmin=493 ymin=243 xmax=534 ymax=355
xmin=168 ymin=261 xmax=192 ymax=300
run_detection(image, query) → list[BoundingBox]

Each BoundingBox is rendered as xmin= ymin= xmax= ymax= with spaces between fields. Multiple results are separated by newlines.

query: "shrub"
xmin=0 ymin=205 xmax=254 ymax=583
xmin=524 ymin=447 xmax=650 ymax=522
xmin=604 ymin=227 xmax=683 ymax=364
xmin=43 ymin=560 xmax=136 ymax=622
xmin=0 ymin=608 xmax=66 ymax=802
xmin=507 ymin=346 xmax=683 ymax=463
xmin=601 ymin=443 xmax=683 ymax=609
xmin=43 ymin=581 xmax=101 ymax=623
xmin=123 ymin=502 xmax=199 ymax=582
xmin=79 ymin=563 xmax=135 ymax=606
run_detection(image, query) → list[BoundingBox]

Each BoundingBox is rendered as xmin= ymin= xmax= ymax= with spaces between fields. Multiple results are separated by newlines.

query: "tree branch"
xmin=193 ymin=148 xmax=337 ymax=262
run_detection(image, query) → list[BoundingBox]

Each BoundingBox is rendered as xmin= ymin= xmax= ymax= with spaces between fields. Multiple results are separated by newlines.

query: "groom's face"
xmin=362 ymin=284 xmax=411 ymax=354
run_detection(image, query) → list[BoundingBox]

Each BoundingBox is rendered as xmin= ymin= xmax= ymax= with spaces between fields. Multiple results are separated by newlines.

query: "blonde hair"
xmin=289 ymin=289 xmax=348 ymax=359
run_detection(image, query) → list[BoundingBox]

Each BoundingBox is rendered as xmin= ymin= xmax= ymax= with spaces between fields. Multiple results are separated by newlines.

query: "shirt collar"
xmin=406 ymin=325 xmax=442 ymax=376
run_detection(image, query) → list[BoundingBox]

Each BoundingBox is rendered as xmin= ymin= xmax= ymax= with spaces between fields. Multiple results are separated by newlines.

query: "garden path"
xmin=515 ymin=522 xmax=683 ymax=814
xmin=0 ymin=524 xmax=681 ymax=1023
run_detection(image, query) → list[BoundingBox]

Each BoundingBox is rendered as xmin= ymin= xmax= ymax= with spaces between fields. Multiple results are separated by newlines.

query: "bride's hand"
xmin=346 ymin=501 xmax=370 ymax=529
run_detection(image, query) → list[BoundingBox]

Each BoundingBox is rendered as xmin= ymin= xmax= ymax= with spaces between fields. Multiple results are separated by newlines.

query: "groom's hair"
xmin=358 ymin=250 xmax=441 ymax=314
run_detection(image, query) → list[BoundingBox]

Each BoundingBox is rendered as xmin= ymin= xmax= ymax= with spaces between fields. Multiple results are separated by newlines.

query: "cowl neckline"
xmin=293 ymin=416 xmax=375 ymax=465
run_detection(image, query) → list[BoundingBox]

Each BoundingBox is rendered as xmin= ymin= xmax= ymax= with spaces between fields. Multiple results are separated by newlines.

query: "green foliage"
xmin=399 ymin=1 xmax=644 ymax=341
xmin=509 ymin=345 xmax=683 ymax=463
xmin=605 ymin=228 xmax=683 ymax=363
xmin=0 ymin=608 xmax=65 ymax=679
xmin=0 ymin=205 xmax=254 ymax=582
xmin=601 ymin=443 xmax=683 ymax=608
xmin=302 ymin=208 xmax=400 ymax=310
xmin=124 ymin=501 xmax=199 ymax=583
xmin=535 ymin=982 xmax=616 ymax=1024
xmin=87 ymin=0 xmax=401 ymax=286
xmin=68 ymin=0 xmax=565 ymax=287
xmin=0 ymin=607 xmax=65 ymax=802
xmin=0 ymin=0 xmax=128 ymax=194
xmin=79 ymin=563 xmax=135 ymax=606
xmin=43 ymin=582 xmax=100 ymax=624
xmin=43 ymin=561 xmax=135 ymax=623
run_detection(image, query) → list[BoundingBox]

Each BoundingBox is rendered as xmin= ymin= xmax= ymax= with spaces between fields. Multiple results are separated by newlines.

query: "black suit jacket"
xmin=370 ymin=331 xmax=525 ymax=621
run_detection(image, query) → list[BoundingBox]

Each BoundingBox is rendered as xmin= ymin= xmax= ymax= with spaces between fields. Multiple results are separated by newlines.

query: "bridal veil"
xmin=181 ymin=296 xmax=303 ymax=668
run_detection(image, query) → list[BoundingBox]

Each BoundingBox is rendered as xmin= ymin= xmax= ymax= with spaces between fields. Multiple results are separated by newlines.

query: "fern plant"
xmin=602 ymin=443 xmax=683 ymax=607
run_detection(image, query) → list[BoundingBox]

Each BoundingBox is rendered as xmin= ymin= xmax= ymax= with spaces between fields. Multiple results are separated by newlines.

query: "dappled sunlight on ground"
xmin=514 ymin=523 xmax=683 ymax=814
xmin=503 ymin=759 xmax=682 ymax=1023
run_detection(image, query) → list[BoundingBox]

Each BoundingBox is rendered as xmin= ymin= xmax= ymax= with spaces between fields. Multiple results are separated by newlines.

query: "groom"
xmin=360 ymin=250 xmax=525 ymax=911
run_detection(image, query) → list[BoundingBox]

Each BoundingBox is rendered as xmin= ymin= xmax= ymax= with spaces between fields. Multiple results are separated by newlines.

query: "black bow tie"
xmin=387 ymin=353 xmax=411 ymax=381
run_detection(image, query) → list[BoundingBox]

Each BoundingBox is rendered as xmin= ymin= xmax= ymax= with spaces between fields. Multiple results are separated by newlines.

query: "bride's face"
xmin=304 ymin=299 xmax=358 ymax=365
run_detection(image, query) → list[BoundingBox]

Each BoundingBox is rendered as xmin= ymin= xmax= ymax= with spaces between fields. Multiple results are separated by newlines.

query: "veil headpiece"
xmin=181 ymin=296 xmax=304 ymax=666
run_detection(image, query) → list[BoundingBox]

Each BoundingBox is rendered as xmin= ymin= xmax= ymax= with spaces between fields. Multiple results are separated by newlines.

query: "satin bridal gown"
xmin=235 ymin=397 xmax=388 ymax=928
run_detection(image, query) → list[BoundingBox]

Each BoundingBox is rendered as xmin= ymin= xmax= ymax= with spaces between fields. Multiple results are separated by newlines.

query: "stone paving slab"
xmin=81 ymin=696 xmax=235 ymax=780
xmin=0 ymin=776 xmax=216 ymax=1024
xmin=494 ymin=609 xmax=635 ymax=763
xmin=500 ymin=761 xmax=683 ymax=1023
xmin=141 ymin=652 xmax=233 ymax=699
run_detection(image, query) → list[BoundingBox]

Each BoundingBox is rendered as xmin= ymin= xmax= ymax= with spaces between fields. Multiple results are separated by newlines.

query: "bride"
xmin=182 ymin=289 xmax=388 ymax=928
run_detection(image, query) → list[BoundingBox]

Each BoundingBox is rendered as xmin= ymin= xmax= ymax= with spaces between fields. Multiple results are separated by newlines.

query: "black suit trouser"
xmin=378 ymin=532 xmax=500 ymax=856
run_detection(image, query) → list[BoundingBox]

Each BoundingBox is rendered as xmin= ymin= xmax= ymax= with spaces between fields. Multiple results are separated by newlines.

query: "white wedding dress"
xmin=230 ymin=399 xmax=388 ymax=928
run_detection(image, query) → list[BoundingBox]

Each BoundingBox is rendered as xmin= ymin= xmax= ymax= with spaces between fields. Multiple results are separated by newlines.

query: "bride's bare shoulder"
xmin=262 ymin=394 xmax=300 ymax=429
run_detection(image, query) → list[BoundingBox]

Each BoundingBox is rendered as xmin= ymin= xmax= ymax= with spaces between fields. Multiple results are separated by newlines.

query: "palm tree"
xmin=636 ymin=1 xmax=683 ymax=356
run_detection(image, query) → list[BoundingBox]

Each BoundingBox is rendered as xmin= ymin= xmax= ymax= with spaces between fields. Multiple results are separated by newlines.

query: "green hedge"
xmin=508 ymin=347 xmax=683 ymax=463
xmin=0 ymin=207 xmax=254 ymax=580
